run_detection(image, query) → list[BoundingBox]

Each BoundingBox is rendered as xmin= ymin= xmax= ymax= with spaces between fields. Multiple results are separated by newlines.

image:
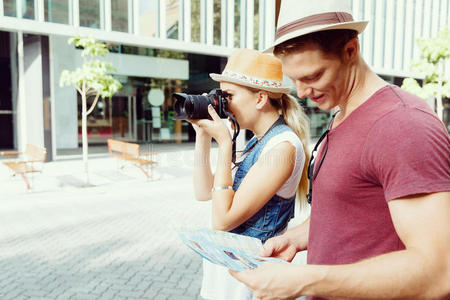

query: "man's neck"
xmin=335 ymin=58 xmax=387 ymax=126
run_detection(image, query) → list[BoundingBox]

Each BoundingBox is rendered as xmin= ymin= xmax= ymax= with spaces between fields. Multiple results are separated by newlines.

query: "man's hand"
xmin=260 ymin=235 xmax=299 ymax=262
xmin=261 ymin=219 xmax=310 ymax=262
xmin=229 ymin=263 xmax=303 ymax=300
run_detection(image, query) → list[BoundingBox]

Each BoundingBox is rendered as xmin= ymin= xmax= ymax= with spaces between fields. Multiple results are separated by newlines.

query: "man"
xmin=230 ymin=1 xmax=450 ymax=299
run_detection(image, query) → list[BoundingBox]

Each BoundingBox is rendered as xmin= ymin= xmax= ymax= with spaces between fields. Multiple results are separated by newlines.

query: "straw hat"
xmin=209 ymin=49 xmax=291 ymax=94
xmin=266 ymin=0 xmax=368 ymax=52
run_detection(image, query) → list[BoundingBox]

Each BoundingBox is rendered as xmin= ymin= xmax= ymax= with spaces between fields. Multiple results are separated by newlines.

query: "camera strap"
xmin=225 ymin=111 xmax=240 ymax=164
xmin=232 ymin=115 xmax=285 ymax=169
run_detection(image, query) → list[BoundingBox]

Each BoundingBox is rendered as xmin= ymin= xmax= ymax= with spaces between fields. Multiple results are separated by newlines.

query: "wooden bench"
xmin=107 ymin=139 xmax=157 ymax=179
xmin=1 ymin=144 xmax=47 ymax=190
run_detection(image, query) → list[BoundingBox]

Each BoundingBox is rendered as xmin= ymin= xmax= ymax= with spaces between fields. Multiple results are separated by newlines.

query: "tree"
xmin=401 ymin=27 xmax=450 ymax=121
xmin=60 ymin=36 xmax=122 ymax=185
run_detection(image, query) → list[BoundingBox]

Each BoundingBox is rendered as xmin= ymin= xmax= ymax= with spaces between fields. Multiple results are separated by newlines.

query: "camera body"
xmin=172 ymin=89 xmax=229 ymax=120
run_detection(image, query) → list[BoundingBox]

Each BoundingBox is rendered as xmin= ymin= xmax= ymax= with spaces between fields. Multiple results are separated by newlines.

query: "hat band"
xmin=222 ymin=70 xmax=283 ymax=89
xmin=276 ymin=12 xmax=353 ymax=40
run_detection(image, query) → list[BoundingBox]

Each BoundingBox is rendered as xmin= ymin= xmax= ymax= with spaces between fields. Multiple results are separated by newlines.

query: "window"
xmin=234 ymin=0 xmax=241 ymax=47
xmin=44 ymin=0 xmax=69 ymax=24
xmin=23 ymin=0 xmax=35 ymax=19
xmin=166 ymin=0 xmax=180 ymax=39
xmin=111 ymin=0 xmax=128 ymax=32
xmin=213 ymin=0 xmax=221 ymax=45
xmin=191 ymin=0 xmax=200 ymax=42
xmin=138 ymin=0 xmax=158 ymax=37
xmin=254 ymin=0 xmax=260 ymax=49
xmin=3 ymin=0 xmax=17 ymax=17
xmin=79 ymin=0 xmax=100 ymax=29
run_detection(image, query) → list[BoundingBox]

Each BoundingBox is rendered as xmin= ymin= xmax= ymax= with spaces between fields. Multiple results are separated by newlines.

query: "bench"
xmin=1 ymin=144 xmax=47 ymax=190
xmin=107 ymin=139 xmax=158 ymax=179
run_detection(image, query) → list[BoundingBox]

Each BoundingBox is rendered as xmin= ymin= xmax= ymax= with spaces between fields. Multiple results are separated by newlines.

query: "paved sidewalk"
xmin=0 ymin=149 xmax=307 ymax=299
xmin=0 ymin=150 xmax=209 ymax=300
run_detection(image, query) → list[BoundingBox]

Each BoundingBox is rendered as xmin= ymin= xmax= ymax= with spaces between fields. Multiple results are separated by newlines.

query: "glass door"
xmin=111 ymin=96 xmax=135 ymax=141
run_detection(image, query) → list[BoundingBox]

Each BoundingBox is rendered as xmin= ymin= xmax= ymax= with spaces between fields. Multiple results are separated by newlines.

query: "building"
xmin=0 ymin=0 xmax=449 ymax=161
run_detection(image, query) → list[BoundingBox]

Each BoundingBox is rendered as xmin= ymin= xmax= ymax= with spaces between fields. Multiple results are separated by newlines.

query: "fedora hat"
xmin=209 ymin=49 xmax=291 ymax=94
xmin=266 ymin=0 xmax=368 ymax=52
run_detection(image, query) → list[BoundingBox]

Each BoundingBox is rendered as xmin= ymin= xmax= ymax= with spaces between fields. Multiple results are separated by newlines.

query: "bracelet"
xmin=211 ymin=185 xmax=233 ymax=192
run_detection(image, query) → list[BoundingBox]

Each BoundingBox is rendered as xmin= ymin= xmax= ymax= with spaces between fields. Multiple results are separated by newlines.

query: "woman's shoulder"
xmin=269 ymin=130 xmax=302 ymax=147
xmin=261 ymin=130 xmax=304 ymax=157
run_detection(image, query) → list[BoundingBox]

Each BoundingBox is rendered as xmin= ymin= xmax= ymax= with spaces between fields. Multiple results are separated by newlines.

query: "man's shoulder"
xmin=370 ymin=85 xmax=441 ymax=130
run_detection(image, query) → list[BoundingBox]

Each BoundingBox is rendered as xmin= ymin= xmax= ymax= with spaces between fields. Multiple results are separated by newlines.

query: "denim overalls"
xmin=230 ymin=124 xmax=296 ymax=243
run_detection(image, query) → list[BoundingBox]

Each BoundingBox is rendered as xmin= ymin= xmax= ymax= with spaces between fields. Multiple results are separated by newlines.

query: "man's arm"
xmin=231 ymin=191 xmax=450 ymax=300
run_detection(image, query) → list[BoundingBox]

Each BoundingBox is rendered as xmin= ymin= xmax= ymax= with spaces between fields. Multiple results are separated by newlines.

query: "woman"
xmin=190 ymin=49 xmax=310 ymax=300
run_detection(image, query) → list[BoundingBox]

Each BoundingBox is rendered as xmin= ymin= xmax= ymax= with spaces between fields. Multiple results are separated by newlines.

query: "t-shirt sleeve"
xmin=361 ymin=107 xmax=450 ymax=201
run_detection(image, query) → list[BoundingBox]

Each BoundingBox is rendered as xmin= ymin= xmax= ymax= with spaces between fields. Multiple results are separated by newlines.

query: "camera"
xmin=172 ymin=89 xmax=230 ymax=120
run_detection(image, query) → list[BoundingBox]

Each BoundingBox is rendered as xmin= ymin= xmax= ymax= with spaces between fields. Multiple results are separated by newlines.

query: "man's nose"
xmin=295 ymin=81 xmax=312 ymax=98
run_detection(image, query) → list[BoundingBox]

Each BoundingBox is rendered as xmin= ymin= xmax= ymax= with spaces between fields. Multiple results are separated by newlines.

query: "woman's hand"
xmin=192 ymin=105 xmax=232 ymax=146
xmin=187 ymin=119 xmax=210 ymax=138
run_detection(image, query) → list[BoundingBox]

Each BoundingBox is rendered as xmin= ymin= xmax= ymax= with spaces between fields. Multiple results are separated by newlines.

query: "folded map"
xmin=176 ymin=228 xmax=288 ymax=272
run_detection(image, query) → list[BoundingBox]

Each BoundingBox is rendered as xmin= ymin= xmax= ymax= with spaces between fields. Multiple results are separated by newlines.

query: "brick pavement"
xmin=0 ymin=153 xmax=209 ymax=300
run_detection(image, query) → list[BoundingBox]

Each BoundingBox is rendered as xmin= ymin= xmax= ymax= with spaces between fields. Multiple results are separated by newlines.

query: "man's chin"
xmin=316 ymin=103 xmax=331 ymax=111
xmin=315 ymin=101 xmax=338 ymax=112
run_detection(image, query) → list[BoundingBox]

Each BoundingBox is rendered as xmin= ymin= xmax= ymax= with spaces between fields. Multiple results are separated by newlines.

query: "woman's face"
xmin=219 ymin=81 xmax=258 ymax=129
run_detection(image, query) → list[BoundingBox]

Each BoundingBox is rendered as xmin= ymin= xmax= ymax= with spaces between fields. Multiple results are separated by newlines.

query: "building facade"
xmin=0 ymin=0 xmax=449 ymax=160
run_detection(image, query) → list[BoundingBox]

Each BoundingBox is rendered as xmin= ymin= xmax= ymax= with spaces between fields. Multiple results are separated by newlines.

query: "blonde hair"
xmin=269 ymin=93 xmax=310 ymax=209
xmin=243 ymin=87 xmax=310 ymax=209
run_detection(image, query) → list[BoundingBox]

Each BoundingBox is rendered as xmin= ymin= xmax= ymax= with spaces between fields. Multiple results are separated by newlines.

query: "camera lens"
xmin=173 ymin=96 xmax=189 ymax=116
xmin=173 ymin=93 xmax=215 ymax=120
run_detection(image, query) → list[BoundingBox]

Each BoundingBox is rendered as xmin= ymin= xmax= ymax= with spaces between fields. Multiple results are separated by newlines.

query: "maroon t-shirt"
xmin=307 ymin=85 xmax=450 ymax=299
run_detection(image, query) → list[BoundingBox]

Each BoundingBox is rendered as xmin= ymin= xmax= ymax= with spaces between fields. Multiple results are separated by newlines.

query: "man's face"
xmin=280 ymin=44 xmax=349 ymax=111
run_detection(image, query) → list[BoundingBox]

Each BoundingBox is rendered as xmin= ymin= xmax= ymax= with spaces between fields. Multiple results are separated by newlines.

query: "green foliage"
xmin=416 ymin=27 xmax=450 ymax=64
xmin=401 ymin=27 xmax=450 ymax=100
xmin=59 ymin=36 xmax=122 ymax=99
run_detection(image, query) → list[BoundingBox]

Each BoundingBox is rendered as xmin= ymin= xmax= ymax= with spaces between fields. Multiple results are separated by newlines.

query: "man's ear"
xmin=342 ymin=38 xmax=359 ymax=62
xmin=255 ymin=91 xmax=270 ymax=110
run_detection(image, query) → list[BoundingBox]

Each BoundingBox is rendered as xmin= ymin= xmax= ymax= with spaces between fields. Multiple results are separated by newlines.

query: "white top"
xmin=260 ymin=131 xmax=305 ymax=198
xmin=201 ymin=131 xmax=305 ymax=300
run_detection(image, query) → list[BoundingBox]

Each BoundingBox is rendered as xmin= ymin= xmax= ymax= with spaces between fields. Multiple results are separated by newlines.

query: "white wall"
xmin=106 ymin=52 xmax=189 ymax=80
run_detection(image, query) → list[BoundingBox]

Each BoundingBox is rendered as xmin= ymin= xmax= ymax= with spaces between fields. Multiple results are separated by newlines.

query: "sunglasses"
xmin=306 ymin=111 xmax=339 ymax=204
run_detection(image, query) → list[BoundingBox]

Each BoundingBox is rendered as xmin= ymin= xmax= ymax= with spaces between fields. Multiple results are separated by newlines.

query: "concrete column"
xmin=15 ymin=33 xmax=53 ymax=160
xmin=50 ymin=35 xmax=78 ymax=150
xmin=16 ymin=32 xmax=27 ymax=153
xmin=23 ymin=34 xmax=45 ymax=149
